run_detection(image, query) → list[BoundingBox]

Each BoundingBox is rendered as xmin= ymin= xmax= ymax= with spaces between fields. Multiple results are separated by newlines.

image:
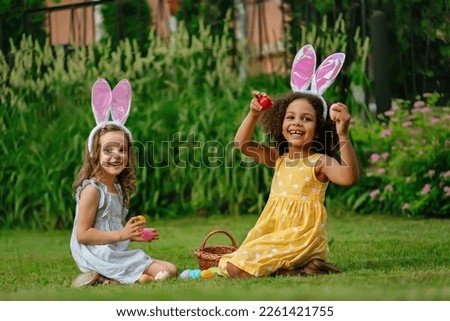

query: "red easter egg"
xmin=259 ymin=96 xmax=273 ymax=111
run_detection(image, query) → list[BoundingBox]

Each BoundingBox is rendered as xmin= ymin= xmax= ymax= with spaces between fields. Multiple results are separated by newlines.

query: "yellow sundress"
xmin=218 ymin=153 xmax=329 ymax=277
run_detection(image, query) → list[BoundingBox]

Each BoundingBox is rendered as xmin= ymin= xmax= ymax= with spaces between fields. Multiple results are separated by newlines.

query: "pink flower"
xmin=440 ymin=170 xmax=450 ymax=178
xmin=413 ymin=101 xmax=425 ymax=108
xmin=444 ymin=115 xmax=450 ymax=120
xmin=429 ymin=117 xmax=440 ymax=125
xmin=402 ymin=203 xmax=410 ymax=210
xmin=391 ymin=104 xmax=400 ymax=111
xmin=380 ymin=129 xmax=392 ymax=138
xmin=370 ymin=189 xmax=380 ymax=199
xmin=384 ymin=110 xmax=395 ymax=117
xmin=377 ymin=168 xmax=386 ymax=174
xmin=420 ymin=184 xmax=431 ymax=195
xmin=370 ymin=153 xmax=381 ymax=163
xmin=421 ymin=107 xmax=431 ymax=114
xmin=428 ymin=170 xmax=435 ymax=177
xmin=444 ymin=186 xmax=450 ymax=197
xmin=385 ymin=184 xmax=393 ymax=191
xmin=391 ymin=117 xmax=399 ymax=123
xmin=408 ymin=129 xmax=423 ymax=135
xmin=406 ymin=177 xmax=411 ymax=182
xmin=381 ymin=152 xmax=389 ymax=160
xmin=402 ymin=121 xmax=413 ymax=127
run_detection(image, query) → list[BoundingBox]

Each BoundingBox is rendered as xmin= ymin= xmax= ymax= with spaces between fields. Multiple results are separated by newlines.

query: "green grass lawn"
xmin=0 ymin=212 xmax=449 ymax=301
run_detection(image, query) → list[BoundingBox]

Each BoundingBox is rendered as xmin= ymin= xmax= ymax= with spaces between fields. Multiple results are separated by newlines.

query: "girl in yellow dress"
xmin=218 ymin=45 xmax=360 ymax=278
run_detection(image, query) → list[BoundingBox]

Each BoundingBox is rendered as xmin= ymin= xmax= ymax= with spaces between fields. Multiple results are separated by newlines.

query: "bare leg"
xmin=139 ymin=259 xmax=178 ymax=283
xmin=152 ymin=259 xmax=177 ymax=276
xmin=226 ymin=262 xmax=254 ymax=279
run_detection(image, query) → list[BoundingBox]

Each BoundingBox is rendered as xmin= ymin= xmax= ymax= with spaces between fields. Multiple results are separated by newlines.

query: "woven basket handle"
xmin=200 ymin=229 xmax=237 ymax=250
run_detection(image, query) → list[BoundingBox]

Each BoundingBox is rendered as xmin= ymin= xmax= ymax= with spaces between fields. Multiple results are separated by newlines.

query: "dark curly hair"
xmin=258 ymin=92 xmax=339 ymax=158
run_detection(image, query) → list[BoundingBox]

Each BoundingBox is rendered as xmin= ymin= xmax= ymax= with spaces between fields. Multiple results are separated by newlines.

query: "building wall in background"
xmin=44 ymin=0 xmax=284 ymax=73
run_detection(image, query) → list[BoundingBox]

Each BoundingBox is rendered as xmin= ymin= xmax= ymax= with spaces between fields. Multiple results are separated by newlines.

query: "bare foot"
xmin=138 ymin=274 xmax=154 ymax=284
xmin=154 ymin=270 xmax=170 ymax=281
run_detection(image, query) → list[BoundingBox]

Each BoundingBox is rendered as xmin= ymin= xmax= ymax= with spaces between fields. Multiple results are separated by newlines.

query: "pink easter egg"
xmin=142 ymin=228 xmax=155 ymax=241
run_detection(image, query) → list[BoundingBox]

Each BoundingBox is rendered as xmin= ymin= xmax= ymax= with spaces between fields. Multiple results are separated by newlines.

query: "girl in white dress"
xmin=70 ymin=79 xmax=176 ymax=287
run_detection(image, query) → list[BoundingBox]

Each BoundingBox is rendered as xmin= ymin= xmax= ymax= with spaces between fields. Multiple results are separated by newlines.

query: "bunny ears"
xmin=290 ymin=44 xmax=345 ymax=119
xmin=87 ymin=78 xmax=133 ymax=154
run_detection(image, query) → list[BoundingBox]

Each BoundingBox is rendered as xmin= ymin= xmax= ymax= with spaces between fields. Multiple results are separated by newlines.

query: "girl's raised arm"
xmin=234 ymin=91 xmax=278 ymax=167
xmin=317 ymin=103 xmax=360 ymax=185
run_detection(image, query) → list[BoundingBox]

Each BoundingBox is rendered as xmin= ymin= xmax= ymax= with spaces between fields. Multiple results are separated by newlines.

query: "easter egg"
xmin=259 ymin=96 xmax=273 ymax=111
xmin=329 ymin=104 xmax=338 ymax=121
xmin=136 ymin=215 xmax=146 ymax=223
xmin=208 ymin=267 xmax=219 ymax=275
xmin=141 ymin=228 xmax=154 ymax=241
xmin=179 ymin=269 xmax=191 ymax=280
xmin=200 ymin=269 xmax=214 ymax=279
xmin=189 ymin=269 xmax=201 ymax=279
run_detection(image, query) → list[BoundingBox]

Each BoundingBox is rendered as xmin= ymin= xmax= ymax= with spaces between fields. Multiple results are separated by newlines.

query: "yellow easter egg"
xmin=200 ymin=269 xmax=214 ymax=279
xmin=136 ymin=215 xmax=146 ymax=223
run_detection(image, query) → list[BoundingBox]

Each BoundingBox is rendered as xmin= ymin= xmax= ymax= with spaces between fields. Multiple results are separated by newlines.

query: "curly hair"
xmin=258 ymin=92 xmax=339 ymax=158
xmin=72 ymin=124 xmax=136 ymax=207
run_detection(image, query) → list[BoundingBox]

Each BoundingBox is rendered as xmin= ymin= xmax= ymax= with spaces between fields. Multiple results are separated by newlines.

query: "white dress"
xmin=70 ymin=179 xmax=153 ymax=284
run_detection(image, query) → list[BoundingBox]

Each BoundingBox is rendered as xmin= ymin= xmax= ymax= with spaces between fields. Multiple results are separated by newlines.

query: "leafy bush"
xmin=337 ymin=93 xmax=450 ymax=218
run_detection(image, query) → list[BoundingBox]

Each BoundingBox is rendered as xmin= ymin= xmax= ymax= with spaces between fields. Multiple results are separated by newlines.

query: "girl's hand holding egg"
xmin=134 ymin=215 xmax=157 ymax=241
xmin=329 ymin=104 xmax=339 ymax=122
xmin=142 ymin=228 xmax=156 ymax=241
xmin=329 ymin=103 xmax=352 ymax=136
xmin=259 ymin=95 xmax=273 ymax=111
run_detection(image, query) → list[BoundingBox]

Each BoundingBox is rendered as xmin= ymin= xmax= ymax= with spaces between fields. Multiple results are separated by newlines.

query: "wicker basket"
xmin=194 ymin=229 xmax=238 ymax=270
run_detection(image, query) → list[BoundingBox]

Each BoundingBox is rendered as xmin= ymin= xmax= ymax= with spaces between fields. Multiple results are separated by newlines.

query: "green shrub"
xmin=337 ymin=93 xmax=450 ymax=218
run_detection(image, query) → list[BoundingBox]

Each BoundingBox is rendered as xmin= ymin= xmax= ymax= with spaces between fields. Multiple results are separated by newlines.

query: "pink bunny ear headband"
xmin=290 ymin=44 xmax=345 ymax=119
xmin=88 ymin=78 xmax=132 ymax=154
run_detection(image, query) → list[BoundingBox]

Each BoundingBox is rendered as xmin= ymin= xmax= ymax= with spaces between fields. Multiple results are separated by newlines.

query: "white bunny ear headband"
xmin=87 ymin=78 xmax=132 ymax=154
xmin=290 ymin=44 xmax=345 ymax=119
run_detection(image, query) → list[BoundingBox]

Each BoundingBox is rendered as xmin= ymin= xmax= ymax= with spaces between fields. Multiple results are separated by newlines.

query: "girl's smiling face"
xmin=98 ymin=130 xmax=129 ymax=179
xmin=282 ymin=98 xmax=317 ymax=152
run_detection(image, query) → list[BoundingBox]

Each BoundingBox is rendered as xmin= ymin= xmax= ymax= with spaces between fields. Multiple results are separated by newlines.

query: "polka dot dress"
xmin=218 ymin=154 xmax=329 ymax=277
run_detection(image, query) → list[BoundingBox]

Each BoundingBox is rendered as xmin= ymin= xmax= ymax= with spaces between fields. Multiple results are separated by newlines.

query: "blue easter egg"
xmin=189 ymin=269 xmax=201 ymax=279
xmin=179 ymin=269 xmax=191 ymax=280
